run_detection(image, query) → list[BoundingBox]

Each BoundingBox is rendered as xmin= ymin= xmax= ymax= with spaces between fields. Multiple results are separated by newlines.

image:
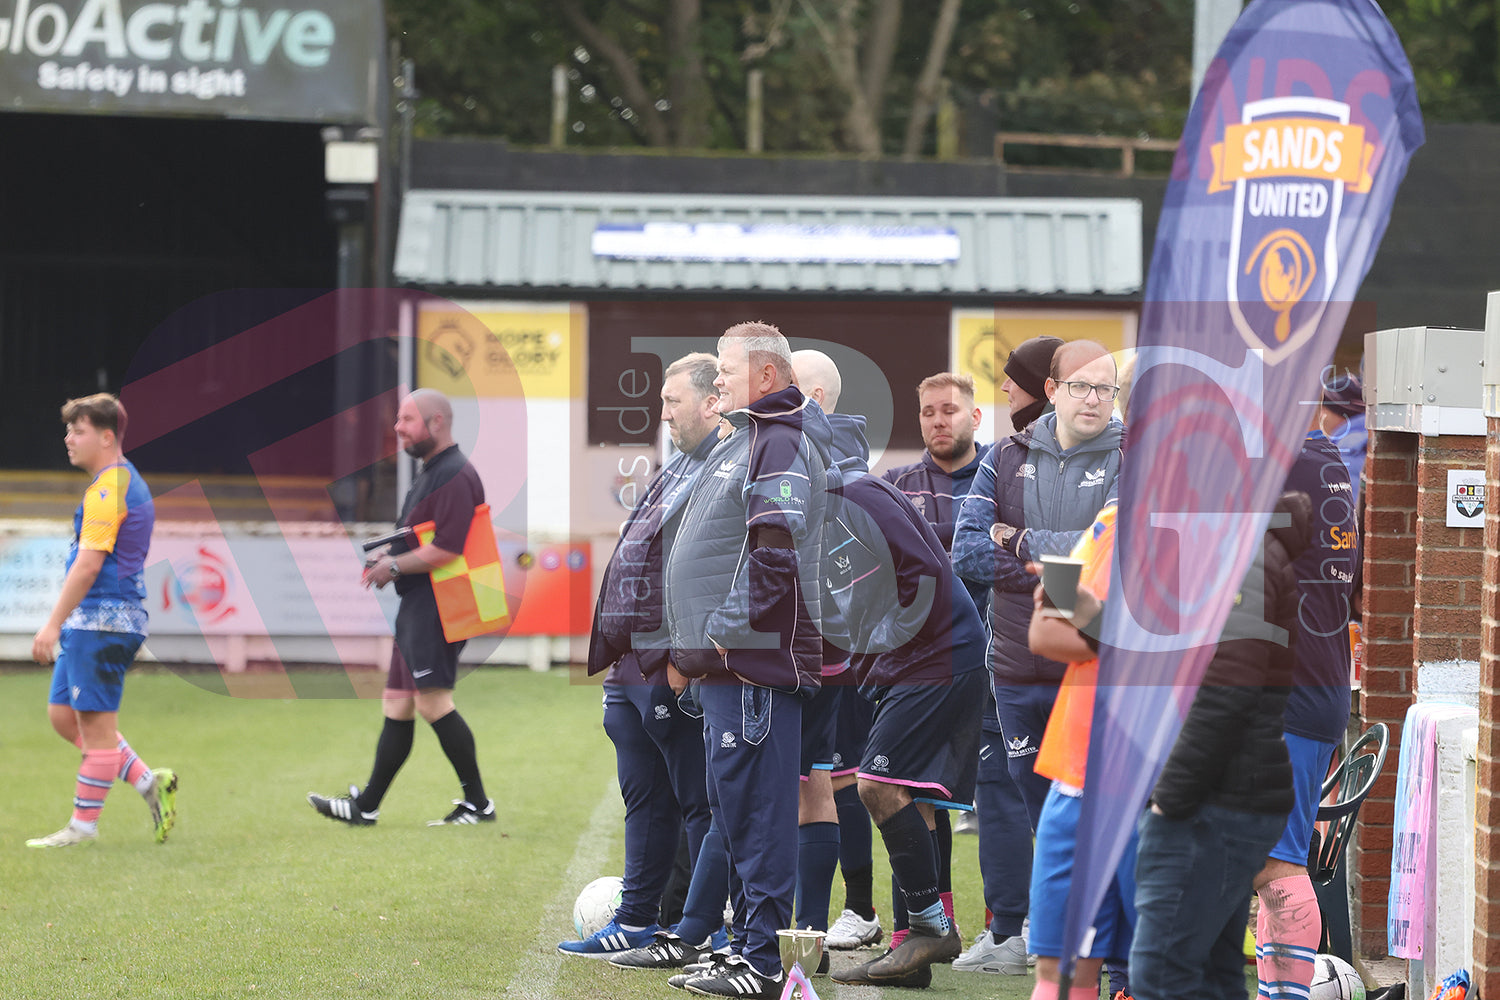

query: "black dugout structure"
xmin=0 ymin=0 xmax=387 ymax=479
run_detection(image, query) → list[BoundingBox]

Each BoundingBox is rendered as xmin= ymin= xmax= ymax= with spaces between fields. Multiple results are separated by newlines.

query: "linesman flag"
xmin=413 ymin=504 xmax=510 ymax=642
xmin=1058 ymin=0 xmax=1423 ymax=977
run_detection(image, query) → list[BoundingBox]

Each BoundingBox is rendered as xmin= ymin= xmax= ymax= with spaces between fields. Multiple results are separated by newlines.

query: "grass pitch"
xmin=1 ymin=665 xmax=1033 ymax=999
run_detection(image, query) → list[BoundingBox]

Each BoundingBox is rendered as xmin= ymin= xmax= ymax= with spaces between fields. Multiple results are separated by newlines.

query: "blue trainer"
xmin=557 ymin=920 xmax=662 ymax=959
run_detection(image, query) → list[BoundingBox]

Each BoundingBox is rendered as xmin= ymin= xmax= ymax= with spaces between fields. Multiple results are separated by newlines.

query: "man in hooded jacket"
xmin=666 ymin=322 xmax=833 ymax=1000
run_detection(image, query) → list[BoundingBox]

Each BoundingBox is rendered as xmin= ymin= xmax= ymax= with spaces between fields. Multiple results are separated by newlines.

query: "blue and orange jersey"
xmin=1033 ymin=503 xmax=1117 ymax=790
xmin=70 ymin=460 xmax=154 ymax=609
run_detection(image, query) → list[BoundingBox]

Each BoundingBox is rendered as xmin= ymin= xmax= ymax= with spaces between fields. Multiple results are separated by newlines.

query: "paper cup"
xmin=1039 ymin=555 xmax=1085 ymax=619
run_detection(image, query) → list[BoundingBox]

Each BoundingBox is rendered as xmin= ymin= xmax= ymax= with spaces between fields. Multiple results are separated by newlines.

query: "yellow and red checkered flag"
xmin=411 ymin=504 xmax=510 ymax=642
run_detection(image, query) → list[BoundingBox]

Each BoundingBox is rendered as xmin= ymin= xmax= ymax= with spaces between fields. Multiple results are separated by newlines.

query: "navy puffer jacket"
xmin=665 ymin=386 xmax=832 ymax=694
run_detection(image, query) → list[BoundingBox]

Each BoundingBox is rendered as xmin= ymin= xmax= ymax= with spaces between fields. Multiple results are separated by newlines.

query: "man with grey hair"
xmin=560 ymin=352 xmax=724 ymax=960
xmin=666 ymin=322 xmax=834 ymax=998
xmin=309 ymin=388 xmax=494 ymax=827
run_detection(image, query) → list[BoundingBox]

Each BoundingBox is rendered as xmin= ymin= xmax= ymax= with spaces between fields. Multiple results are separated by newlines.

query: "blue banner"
xmin=1060 ymin=0 xmax=1423 ymax=973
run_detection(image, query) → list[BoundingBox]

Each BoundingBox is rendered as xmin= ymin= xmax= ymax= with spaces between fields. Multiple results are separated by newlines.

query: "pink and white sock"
xmin=1256 ymin=875 xmax=1321 ymax=1000
xmin=71 ymin=748 xmax=120 ymax=833
xmin=116 ymin=733 xmax=153 ymax=793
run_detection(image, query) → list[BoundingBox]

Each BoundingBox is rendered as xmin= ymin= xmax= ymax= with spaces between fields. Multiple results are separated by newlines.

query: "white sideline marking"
xmin=507 ymin=776 xmax=622 ymax=999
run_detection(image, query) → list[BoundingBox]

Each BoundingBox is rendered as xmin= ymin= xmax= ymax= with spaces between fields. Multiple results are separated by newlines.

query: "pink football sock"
xmin=1256 ymin=874 xmax=1321 ymax=1000
xmin=72 ymin=748 xmax=120 ymax=831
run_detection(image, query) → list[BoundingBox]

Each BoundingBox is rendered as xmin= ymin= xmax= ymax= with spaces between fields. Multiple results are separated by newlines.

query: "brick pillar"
xmin=1353 ymin=428 xmax=1418 ymax=957
xmin=1476 ymin=417 xmax=1500 ymax=1000
xmin=1413 ymin=433 xmax=1487 ymax=688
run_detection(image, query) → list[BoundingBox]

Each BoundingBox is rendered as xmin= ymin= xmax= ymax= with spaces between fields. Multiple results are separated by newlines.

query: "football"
xmin=572 ymin=876 xmax=624 ymax=939
xmin=1310 ymin=954 xmax=1366 ymax=1000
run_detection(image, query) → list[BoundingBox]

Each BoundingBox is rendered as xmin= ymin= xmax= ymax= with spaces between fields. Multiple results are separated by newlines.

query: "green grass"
xmin=0 ymin=666 xmax=1031 ymax=1000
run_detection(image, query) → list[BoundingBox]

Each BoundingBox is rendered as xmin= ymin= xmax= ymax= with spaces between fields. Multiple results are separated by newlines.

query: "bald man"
xmin=952 ymin=341 xmax=1125 ymax=946
xmin=789 ymin=349 xmax=870 ymax=954
xmin=309 ymin=388 xmax=496 ymax=827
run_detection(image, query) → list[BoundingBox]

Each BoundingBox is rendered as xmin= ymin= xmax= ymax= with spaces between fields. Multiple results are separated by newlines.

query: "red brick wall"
xmin=1476 ymin=417 xmax=1500 ymax=1000
xmin=1413 ymin=434 xmax=1488 ymax=674
xmin=1354 ymin=429 xmax=1418 ymax=956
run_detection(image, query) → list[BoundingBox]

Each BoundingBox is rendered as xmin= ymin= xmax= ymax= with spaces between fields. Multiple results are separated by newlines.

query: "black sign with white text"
xmin=0 ymin=0 xmax=380 ymax=123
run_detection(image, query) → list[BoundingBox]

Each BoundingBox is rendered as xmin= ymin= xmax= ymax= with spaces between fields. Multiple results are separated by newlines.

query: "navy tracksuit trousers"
xmin=700 ymin=681 xmax=800 ymax=979
xmin=604 ymin=681 xmax=712 ymax=928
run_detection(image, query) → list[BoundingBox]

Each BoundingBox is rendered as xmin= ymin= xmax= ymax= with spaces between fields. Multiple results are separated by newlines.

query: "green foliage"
xmin=950 ymin=0 xmax=1193 ymax=141
xmin=1384 ymin=0 xmax=1500 ymax=121
xmin=386 ymin=0 xmax=1498 ymax=154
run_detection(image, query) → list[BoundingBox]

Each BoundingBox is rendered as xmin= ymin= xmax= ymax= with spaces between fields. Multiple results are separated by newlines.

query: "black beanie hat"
xmin=1321 ymin=371 xmax=1366 ymax=419
xmin=1004 ymin=336 xmax=1065 ymax=401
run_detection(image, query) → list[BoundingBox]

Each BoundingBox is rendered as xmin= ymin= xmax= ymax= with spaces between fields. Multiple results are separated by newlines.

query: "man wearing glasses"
xmin=953 ymin=340 xmax=1125 ymax=884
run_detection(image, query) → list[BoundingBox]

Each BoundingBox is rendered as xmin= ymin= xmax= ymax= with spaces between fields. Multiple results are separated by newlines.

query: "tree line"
xmin=388 ymin=0 xmax=1500 ymax=160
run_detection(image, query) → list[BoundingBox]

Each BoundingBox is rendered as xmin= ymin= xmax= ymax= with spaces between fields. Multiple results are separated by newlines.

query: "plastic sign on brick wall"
xmin=1445 ymin=470 xmax=1484 ymax=528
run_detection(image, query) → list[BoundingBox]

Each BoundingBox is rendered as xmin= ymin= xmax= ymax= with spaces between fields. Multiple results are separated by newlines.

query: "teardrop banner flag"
xmin=1058 ymin=0 xmax=1423 ymax=975
xmin=412 ymin=504 xmax=511 ymax=642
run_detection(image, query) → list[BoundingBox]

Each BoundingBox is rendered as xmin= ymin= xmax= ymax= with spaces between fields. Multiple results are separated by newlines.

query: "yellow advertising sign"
xmin=954 ymin=309 xmax=1133 ymax=411
xmin=417 ymin=303 xmax=583 ymax=400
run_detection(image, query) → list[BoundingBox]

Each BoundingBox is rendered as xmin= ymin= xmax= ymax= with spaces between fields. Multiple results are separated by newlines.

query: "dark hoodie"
xmin=825 ymin=411 xmax=871 ymax=478
xmin=824 ymin=472 xmax=987 ymax=699
xmin=817 ymin=409 xmax=870 ymax=667
xmin=665 ymin=385 xmax=833 ymax=694
xmin=1150 ymin=491 xmax=1311 ymax=819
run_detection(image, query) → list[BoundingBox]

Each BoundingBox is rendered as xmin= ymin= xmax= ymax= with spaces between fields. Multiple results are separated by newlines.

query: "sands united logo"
xmin=1209 ymin=97 xmax=1377 ymax=364
xmin=1006 ymin=734 xmax=1035 ymax=756
xmin=1080 ymin=467 xmax=1107 ymax=489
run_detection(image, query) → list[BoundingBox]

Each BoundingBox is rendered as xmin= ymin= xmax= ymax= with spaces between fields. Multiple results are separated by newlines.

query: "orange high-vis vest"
xmin=411 ymin=504 xmax=510 ymax=642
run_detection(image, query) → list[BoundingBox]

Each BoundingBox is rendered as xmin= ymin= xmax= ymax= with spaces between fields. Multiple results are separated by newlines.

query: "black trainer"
xmin=428 ymin=798 xmax=496 ymax=826
xmin=609 ymin=931 xmax=702 ymax=970
xmin=670 ymin=951 xmax=731 ymax=991
xmin=830 ymin=948 xmax=934 ymax=988
xmin=864 ymin=926 xmax=962 ymax=979
xmin=684 ymin=954 xmax=784 ymax=999
xmin=307 ymin=784 xmax=377 ymax=826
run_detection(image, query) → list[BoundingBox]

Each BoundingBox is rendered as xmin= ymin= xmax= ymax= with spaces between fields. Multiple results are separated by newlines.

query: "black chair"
xmin=1307 ymin=723 xmax=1391 ymax=956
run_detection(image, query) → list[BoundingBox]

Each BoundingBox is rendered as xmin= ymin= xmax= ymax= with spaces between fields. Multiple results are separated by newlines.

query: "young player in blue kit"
xmin=29 ymin=393 xmax=177 ymax=848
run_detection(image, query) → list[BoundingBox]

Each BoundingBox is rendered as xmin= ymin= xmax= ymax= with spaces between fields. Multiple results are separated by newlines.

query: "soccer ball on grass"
xmin=572 ymin=876 xmax=624 ymax=938
xmin=1310 ymin=954 xmax=1366 ymax=1000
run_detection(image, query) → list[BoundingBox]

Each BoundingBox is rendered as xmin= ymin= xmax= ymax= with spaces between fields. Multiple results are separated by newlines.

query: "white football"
xmin=572 ymin=876 xmax=624 ymax=939
xmin=1310 ymin=954 xmax=1366 ymax=1000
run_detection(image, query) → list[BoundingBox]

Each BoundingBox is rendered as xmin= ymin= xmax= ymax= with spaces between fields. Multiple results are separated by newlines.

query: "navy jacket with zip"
xmin=588 ymin=429 xmax=721 ymax=685
xmin=953 ymin=412 xmax=1124 ymax=684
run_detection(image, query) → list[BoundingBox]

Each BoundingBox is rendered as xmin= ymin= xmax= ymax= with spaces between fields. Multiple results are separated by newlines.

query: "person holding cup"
xmin=1021 ymin=353 xmax=1137 ymax=1000
xmin=952 ymin=340 xmax=1126 ymax=940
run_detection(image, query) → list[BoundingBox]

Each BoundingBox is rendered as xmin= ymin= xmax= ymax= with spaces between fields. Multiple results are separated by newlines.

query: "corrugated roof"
xmin=395 ymin=191 xmax=1141 ymax=297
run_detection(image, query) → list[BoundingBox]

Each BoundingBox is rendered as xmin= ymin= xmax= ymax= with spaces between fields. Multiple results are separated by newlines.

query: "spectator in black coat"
xmin=1129 ymin=490 xmax=1311 ymax=1000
